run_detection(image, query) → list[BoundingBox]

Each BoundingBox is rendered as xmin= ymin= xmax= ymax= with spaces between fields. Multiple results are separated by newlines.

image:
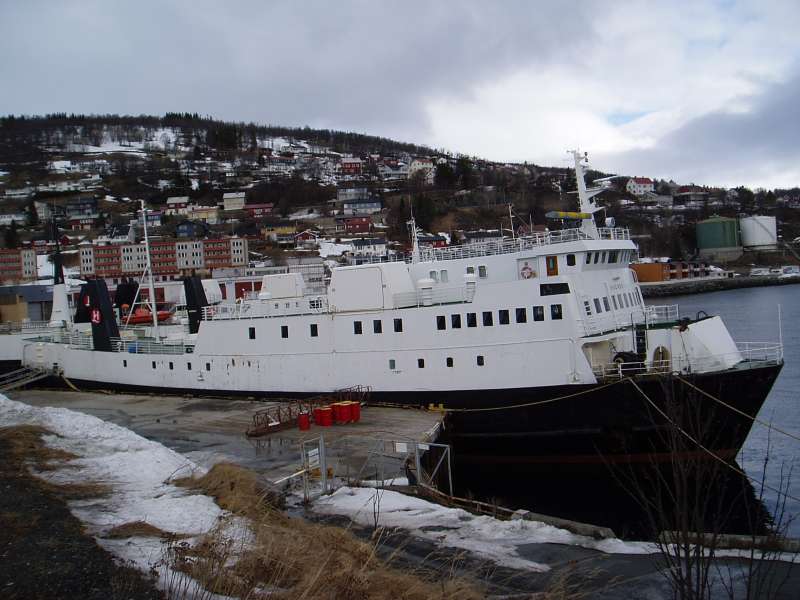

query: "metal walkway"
xmin=0 ymin=367 xmax=50 ymax=392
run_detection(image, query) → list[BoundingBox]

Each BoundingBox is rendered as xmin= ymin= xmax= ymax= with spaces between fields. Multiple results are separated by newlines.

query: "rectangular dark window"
xmin=551 ymin=304 xmax=563 ymax=320
xmin=623 ymin=294 xmax=630 ymax=308
xmin=206 ymin=362 xmax=211 ymax=371
xmin=533 ymin=306 xmax=545 ymax=321
xmin=451 ymin=314 xmax=462 ymax=329
xmin=310 ymin=323 xmax=318 ymax=337
xmin=418 ymin=358 xmax=425 ymax=368
xmin=477 ymin=355 xmax=485 ymax=366
xmin=123 ymin=360 xmax=127 ymax=368
xmin=353 ymin=320 xmax=363 ymax=335
xmin=583 ymin=301 xmax=591 ymax=316
xmin=152 ymin=361 xmax=156 ymax=369
xmin=482 ymin=311 xmax=493 ymax=326
xmin=281 ymin=325 xmax=289 ymax=338
xmin=169 ymin=362 xmax=173 ymax=370
xmin=585 ymin=252 xmax=591 ymax=264
xmin=567 ymin=254 xmax=576 ymax=266
xmin=612 ymin=296 xmax=618 ymax=310
xmin=540 ymin=283 xmax=570 ymax=296
xmin=248 ymin=327 xmax=256 ymax=340
xmin=394 ymin=318 xmax=403 ymax=332
xmin=608 ymin=250 xmax=618 ymax=263
xmin=436 ymin=315 xmax=446 ymax=330
xmin=446 ymin=357 xmax=454 ymax=367
xmin=593 ymin=252 xmax=600 ymax=264
xmin=603 ymin=297 xmax=611 ymax=312
xmin=594 ymin=298 xmax=602 ymax=313
xmin=389 ymin=359 xmax=396 ymax=370
xmin=187 ymin=362 xmax=192 ymax=370
xmin=515 ymin=307 xmax=527 ymax=323
xmin=373 ymin=319 xmax=382 ymax=333
xmin=466 ymin=312 xmax=477 ymax=328
xmin=498 ymin=309 xmax=510 ymax=325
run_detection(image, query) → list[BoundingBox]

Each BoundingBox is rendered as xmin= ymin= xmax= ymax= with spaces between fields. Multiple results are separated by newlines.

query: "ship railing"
xmin=592 ymin=342 xmax=783 ymax=380
xmin=109 ymin=337 xmax=193 ymax=355
xmin=393 ymin=286 xmax=468 ymax=308
xmin=643 ymin=304 xmax=680 ymax=324
xmin=597 ymin=227 xmax=631 ymax=241
xmin=0 ymin=320 xmax=53 ymax=334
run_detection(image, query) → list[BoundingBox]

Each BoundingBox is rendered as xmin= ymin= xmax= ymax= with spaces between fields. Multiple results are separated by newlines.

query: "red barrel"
xmin=340 ymin=402 xmax=353 ymax=424
xmin=350 ymin=402 xmax=361 ymax=423
xmin=317 ymin=407 xmax=332 ymax=427
xmin=297 ymin=412 xmax=311 ymax=431
xmin=332 ymin=403 xmax=345 ymax=424
xmin=312 ymin=407 xmax=322 ymax=423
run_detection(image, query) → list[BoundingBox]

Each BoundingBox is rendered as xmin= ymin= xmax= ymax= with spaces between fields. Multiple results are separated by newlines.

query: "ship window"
xmin=466 ymin=266 xmax=475 ymax=275
xmin=394 ymin=318 xmax=403 ymax=332
xmin=249 ymin=327 xmax=256 ymax=340
xmin=612 ymin=296 xmax=618 ymax=310
xmin=440 ymin=270 xmax=449 ymax=283
xmin=482 ymin=311 xmax=493 ymax=326
xmin=624 ymin=294 xmax=630 ymax=307
xmin=585 ymin=253 xmax=591 ymax=264
xmin=601 ymin=251 xmax=607 ymax=263
xmin=206 ymin=362 xmax=211 ymax=371
xmin=281 ymin=325 xmax=288 ymax=338
xmin=478 ymin=265 xmax=488 ymax=278
xmin=187 ymin=362 xmax=192 ymax=370
xmin=583 ymin=301 xmax=591 ymax=316
xmin=451 ymin=314 xmax=461 ymax=328
xmin=516 ymin=307 xmax=527 ymax=323
xmin=373 ymin=319 xmax=382 ymax=333
xmin=551 ymin=304 xmax=563 ymax=320
xmin=477 ymin=355 xmax=485 ymax=366
xmin=418 ymin=358 xmax=425 ymax=369
xmin=540 ymin=283 xmax=570 ymax=296
xmin=467 ymin=312 xmax=477 ymax=328
xmin=499 ymin=309 xmax=510 ymax=325
xmin=169 ymin=362 xmax=173 ymax=370
xmin=533 ymin=306 xmax=544 ymax=321
xmin=123 ymin=360 xmax=127 ymax=367
xmin=609 ymin=250 xmax=618 ymax=263
xmin=593 ymin=252 xmax=600 ymax=264
xmin=389 ymin=359 xmax=396 ymax=370
xmin=152 ymin=361 xmax=156 ymax=369
xmin=594 ymin=298 xmax=602 ymax=313
xmin=446 ymin=357 xmax=454 ymax=367
xmin=617 ymin=294 xmax=624 ymax=308
xmin=429 ymin=270 xmax=439 ymax=282
xmin=603 ymin=297 xmax=611 ymax=312
xmin=353 ymin=320 xmax=363 ymax=335
xmin=436 ymin=315 xmax=446 ymax=330
xmin=310 ymin=323 xmax=318 ymax=337
xmin=567 ymin=254 xmax=576 ymax=266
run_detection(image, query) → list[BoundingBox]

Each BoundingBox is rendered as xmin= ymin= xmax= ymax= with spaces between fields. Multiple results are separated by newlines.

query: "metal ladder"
xmin=0 ymin=367 xmax=50 ymax=392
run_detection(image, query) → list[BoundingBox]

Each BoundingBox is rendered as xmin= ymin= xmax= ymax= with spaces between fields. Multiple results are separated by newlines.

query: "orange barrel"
xmin=350 ymin=402 xmax=361 ymax=423
xmin=297 ymin=412 xmax=311 ymax=431
xmin=317 ymin=406 xmax=332 ymax=427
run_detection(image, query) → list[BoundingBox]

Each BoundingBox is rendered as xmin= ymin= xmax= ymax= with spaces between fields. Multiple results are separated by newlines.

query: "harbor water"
xmin=652 ymin=285 xmax=800 ymax=537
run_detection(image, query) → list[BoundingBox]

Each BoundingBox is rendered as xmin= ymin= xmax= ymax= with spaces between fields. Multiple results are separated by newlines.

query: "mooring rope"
xmin=61 ymin=375 xmax=82 ymax=393
xmin=626 ymin=377 xmax=800 ymax=504
xmin=442 ymin=377 xmax=626 ymax=413
xmin=675 ymin=375 xmax=800 ymax=444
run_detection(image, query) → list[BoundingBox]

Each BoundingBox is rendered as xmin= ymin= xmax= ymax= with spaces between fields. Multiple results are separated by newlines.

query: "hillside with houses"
xmin=1 ymin=113 xmax=799 ymax=287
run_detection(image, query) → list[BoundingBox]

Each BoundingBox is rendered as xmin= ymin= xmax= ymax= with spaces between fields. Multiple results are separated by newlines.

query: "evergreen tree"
xmin=4 ymin=220 xmax=20 ymax=248
xmin=26 ymin=198 xmax=39 ymax=227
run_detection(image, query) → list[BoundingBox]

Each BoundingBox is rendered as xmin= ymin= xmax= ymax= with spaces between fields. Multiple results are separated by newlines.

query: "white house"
xmin=408 ymin=158 xmax=435 ymax=185
xmin=626 ymin=177 xmax=655 ymax=196
xmin=223 ymin=192 xmax=246 ymax=211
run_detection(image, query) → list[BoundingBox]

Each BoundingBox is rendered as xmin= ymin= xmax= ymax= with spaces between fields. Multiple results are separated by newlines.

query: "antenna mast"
xmin=140 ymin=200 xmax=159 ymax=334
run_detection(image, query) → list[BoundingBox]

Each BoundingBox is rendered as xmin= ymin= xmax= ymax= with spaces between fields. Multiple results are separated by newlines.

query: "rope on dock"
xmin=626 ymin=377 xmax=800 ymax=504
xmin=675 ymin=375 xmax=800 ymax=444
xmin=61 ymin=375 xmax=82 ymax=393
xmin=442 ymin=378 xmax=627 ymax=413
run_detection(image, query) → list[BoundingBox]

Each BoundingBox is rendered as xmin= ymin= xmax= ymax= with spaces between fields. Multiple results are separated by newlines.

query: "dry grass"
xmin=171 ymin=462 xmax=484 ymax=600
xmin=104 ymin=521 xmax=173 ymax=539
xmin=0 ymin=425 xmax=110 ymax=499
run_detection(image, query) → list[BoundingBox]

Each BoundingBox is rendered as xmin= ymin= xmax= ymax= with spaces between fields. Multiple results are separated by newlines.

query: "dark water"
xmin=649 ymin=284 xmax=800 ymax=537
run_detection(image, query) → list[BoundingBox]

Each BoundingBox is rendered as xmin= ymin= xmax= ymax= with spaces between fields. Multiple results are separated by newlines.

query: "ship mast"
xmin=140 ymin=200 xmax=159 ymax=334
xmin=569 ymin=149 xmax=604 ymax=239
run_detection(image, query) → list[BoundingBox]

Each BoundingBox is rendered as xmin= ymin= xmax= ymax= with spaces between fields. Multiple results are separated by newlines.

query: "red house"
xmin=344 ymin=216 xmax=371 ymax=234
xmin=245 ymin=203 xmax=274 ymax=218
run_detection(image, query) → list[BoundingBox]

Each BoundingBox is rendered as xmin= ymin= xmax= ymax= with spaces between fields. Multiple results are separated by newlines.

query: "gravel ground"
xmin=0 ymin=435 xmax=164 ymax=600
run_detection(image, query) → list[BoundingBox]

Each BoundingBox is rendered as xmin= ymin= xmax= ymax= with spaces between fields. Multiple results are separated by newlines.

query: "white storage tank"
xmin=739 ymin=216 xmax=778 ymax=249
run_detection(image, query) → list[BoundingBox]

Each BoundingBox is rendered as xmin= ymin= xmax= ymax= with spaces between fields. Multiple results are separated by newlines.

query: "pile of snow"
xmin=313 ymin=487 xmax=657 ymax=571
xmin=0 ymin=395 xmax=224 ymax=579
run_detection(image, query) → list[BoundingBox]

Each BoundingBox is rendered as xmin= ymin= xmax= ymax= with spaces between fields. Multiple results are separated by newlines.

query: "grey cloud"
xmin=0 ymin=1 xmax=600 ymax=142
xmin=597 ymin=68 xmax=800 ymax=188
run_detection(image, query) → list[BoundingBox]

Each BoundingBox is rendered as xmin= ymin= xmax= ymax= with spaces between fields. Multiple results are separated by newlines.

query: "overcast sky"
xmin=1 ymin=1 xmax=798 ymax=189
